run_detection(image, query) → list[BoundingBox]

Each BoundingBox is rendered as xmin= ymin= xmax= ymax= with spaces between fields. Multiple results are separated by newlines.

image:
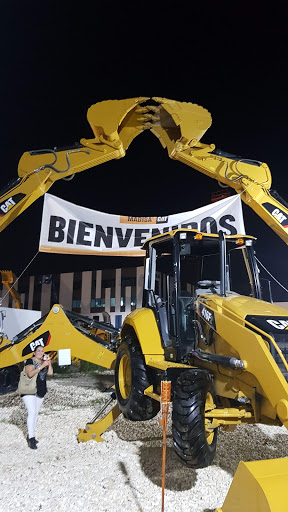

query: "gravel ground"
xmin=1 ymin=373 xmax=288 ymax=512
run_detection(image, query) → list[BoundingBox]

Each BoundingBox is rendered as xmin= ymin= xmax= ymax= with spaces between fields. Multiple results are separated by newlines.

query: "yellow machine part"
xmin=0 ymin=270 xmax=22 ymax=309
xmin=149 ymin=96 xmax=212 ymax=148
xmin=0 ymin=305 xmax=116 ymax=370
xmin=216 ymin=458 xmax=288 ymax=512
xmin=195 ymin=294 xmax=288 ymax=429
xmin=78 ymin=404 xmax=121 ymax=443
xmin=86 ymin=96 xmax=149 ymax=149
xmin=120 ymin=307 xmax=165 ymax=363
xmin=2 ymin=95 xmax=288 ymax=246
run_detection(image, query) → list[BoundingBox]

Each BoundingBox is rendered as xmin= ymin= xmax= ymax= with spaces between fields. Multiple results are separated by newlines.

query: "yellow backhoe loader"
xmin=1 ymin=97 xmax=288 ymax=511
xmin=1 ymin=226 xmax=288 ymax=510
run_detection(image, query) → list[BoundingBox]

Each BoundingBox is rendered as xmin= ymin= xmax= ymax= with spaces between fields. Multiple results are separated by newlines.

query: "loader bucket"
xmin=216 ymin=458 xmax=288 ymax=512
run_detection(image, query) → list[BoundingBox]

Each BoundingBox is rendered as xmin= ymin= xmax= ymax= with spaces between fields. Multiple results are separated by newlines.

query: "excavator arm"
xmin=2 ymin=95 xmax=288 ymax=247
xmin=148 ymin=96 xmax=288 ymax=245
xmin=0 ymin=304 xmax=118 ymax=369
xmin=0 ymin=97 xmax=149 ymax=232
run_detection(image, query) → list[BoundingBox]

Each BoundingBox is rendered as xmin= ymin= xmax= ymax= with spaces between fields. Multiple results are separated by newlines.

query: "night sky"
xmin=1 ymin=3 xmax=288 ymax=300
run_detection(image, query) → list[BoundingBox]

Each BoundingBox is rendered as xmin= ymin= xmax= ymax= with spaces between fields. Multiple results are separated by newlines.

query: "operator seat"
xmin=195 ymin=280 xmax=221 ymax=296
xmin=178 ymin=290 xmax=194 ymax=332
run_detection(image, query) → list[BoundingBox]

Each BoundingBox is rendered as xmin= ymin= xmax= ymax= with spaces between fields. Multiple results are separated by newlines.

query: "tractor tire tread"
xmin=172 ymin=370 xmax=217 ymax=469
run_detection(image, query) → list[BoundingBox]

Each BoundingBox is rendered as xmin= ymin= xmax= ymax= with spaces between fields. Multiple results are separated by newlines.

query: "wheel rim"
xmin=205 ymin=391 xmax=216 ymax=445
xmin=118 ymin=353 xmax=131 ymax=399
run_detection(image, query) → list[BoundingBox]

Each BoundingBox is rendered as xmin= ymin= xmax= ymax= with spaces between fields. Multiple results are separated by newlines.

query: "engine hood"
xmin=197 ymin=293 xmax=288 ymax=333
xmin=221 ymin=295 xmax=288 ymax=320
xmin=196 ymin=294 xmax=288 ymax=385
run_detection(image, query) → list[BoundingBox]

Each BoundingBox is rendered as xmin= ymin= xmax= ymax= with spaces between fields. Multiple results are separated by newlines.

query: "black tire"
xmin=172 ymin=369 xmax=218 ymax=468
xmin=115 ymin=334 xmax=160 ymax=421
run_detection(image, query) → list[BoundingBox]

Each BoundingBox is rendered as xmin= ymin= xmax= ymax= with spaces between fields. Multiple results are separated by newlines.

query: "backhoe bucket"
xmin=216 ymin=458 xmax=288 ymax=512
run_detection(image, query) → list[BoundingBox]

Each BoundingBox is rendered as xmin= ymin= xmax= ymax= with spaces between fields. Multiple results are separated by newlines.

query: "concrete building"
xmin=1 ymin=266 xmax=287 ymax=333
xmin=0 ymin=266 xmax=145 ymax=328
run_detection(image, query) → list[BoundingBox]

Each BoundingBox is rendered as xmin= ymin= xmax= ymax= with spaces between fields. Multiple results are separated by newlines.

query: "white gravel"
xmin=1 ymin=373 xmax=288 ymax=512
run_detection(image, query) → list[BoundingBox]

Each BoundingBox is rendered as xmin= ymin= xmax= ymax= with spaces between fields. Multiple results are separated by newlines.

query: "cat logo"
xmin=271 ymin=208 xmax=287 ymax=225
xmin=0 ymin=197 xmax=16 ymax=214
xmin=0 ymin=193 xmax=25 ymax=217
xmin=22 ymin=331 xmax=51 ymax=356
xmin=156 ymin=216 xmax=169 ymax=224
xmin=266 ymin=319 xmax=288 ymax=330
xmin=262 ymin=203 xmax=288 ymax=228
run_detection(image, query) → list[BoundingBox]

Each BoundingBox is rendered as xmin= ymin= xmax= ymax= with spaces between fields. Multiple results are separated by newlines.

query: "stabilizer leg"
xmin=78 ymin=393 xmax=121 ymax=443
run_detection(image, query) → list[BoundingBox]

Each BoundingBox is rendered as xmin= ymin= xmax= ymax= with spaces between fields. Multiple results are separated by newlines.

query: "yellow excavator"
xmin=0 ymin=270 xmax=22 ymax=309
xmin=1 ymin=97 xmax=288 ymax=511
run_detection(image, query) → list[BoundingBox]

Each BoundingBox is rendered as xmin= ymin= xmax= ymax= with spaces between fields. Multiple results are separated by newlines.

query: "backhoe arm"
xmin=149 ymin=97 xmax=288 ymax=245
xmin=0 ymin=97 xmax=148 ymax=232
xmin=0 ymin=305 xmax=117 ymax=369
xmin=3 ymin=95 xmax=287 ymax=245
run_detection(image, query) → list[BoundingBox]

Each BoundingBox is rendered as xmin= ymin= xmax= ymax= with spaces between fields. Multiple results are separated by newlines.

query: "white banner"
xmin=39 ymin=193 xmax=245 ymax=256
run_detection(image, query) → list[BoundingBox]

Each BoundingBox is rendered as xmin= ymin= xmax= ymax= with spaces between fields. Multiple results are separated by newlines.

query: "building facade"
xmin=0 ymin=266 xmax=145 ymax=328
xmin=1 ymin=266 xmax=287 ymax=331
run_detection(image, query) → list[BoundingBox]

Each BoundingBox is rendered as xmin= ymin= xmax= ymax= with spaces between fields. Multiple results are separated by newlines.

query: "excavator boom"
xmin=147 ymin=96 xmax=288 ymax=245
xmin=0 ymin=305 xmax=117 ymax=370
xmin=2 ymin=95 xmax=288 ymax=248
xmin=0 ymin=97 xmax=148 ymax=232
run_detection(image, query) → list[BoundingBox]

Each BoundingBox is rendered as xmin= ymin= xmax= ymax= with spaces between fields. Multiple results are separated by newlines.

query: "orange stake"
xmin=159 ymin=380 xmax=171 ymax=512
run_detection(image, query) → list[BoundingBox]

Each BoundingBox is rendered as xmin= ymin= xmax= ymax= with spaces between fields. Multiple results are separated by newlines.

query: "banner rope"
xmin=256 ymin=257 xmax=288 ymax=295
xmin=235 ymin=185 xmax=288 ymax=296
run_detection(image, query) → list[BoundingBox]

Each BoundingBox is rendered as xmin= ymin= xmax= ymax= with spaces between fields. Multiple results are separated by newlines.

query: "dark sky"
xmin=1 ymin=2 xmax=288 ymax=300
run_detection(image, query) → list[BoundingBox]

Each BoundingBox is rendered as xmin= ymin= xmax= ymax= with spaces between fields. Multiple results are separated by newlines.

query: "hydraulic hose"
xmin=190 ymin=348 xmax=245 ymax=369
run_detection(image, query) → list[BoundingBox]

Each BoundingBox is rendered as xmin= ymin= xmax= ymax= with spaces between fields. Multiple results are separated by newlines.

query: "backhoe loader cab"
xmin=116 ymin=228 xmax=288 ymax=469
xmin=142 ymin=229 xmax=261 ymax=364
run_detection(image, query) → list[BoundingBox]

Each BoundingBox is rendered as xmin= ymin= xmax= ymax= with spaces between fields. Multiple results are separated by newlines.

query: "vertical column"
xmin=125 ymin=286 xmax=131 ymax=315
xmin=115 ymin=268 xmax=121 ymax=315
xmin=28 ymin=276 xmax=34 ymax=310
xmin=59 ymin=273 xmax=74 ymax=310
xmin=105 ymin=288 xmax=111 ymax=313
xmin=96 ymin=270 xmax=102 ymax=300
xmin=40 ymin=282 xmax=52 ymax=315
xmin=81 ymin=270 xmax=92 ymax=316
xmin=136 ymin=266 xmax=144 ymax=308
xmin=21 ymin=293 xmax=25 ymax=309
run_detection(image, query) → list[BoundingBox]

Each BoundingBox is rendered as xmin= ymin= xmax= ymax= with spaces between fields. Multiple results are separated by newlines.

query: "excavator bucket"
xmin=150 ymin=97 xmax=212 ymax=151
xmin=86 ymin=96 xmax=149 ymax=149
xmin=216 ymin=458 xmax=288 ymax=512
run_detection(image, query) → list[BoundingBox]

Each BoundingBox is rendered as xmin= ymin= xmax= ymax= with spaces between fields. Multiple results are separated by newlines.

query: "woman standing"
xmin=22 ymin=345 xmax=53 ymax=449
